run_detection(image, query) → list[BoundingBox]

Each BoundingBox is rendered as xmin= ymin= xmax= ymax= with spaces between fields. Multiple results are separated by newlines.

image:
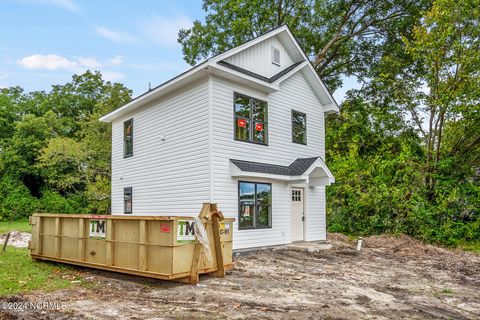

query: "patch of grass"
xmin=461 ymin=242 xmax=480 ymax=254
xmin=0 ymin=219 xmax=31 ymax=234
xmin=441 ymin=288 xmax=454 ymax=294
xmin=0 ymin=247 xmax=72 ymax=295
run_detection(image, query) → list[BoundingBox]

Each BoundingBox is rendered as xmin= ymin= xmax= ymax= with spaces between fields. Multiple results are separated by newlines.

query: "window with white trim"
xmin=271 ymin=46 xmax=280 ymax=66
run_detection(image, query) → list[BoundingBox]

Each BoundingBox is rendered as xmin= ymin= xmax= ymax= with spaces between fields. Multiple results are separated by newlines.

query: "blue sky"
xmin=0 ymin=0 xmax=355 ymax=102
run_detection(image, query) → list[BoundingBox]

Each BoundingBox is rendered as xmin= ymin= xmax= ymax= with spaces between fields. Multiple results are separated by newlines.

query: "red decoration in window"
xmin=255 ymin=123 xmax=263 ymax=131
xmin=237 ymin=118 xmax=247 ymax=128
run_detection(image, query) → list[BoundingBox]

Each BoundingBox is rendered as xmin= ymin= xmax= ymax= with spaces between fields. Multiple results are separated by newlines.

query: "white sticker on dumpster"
xmin=177 ymin=220 xmax=195 ymax=242
xmin=89 ymin=219 xmax=106 ymax=238
xmin=220 ymin=223 xmax=230 ymax=235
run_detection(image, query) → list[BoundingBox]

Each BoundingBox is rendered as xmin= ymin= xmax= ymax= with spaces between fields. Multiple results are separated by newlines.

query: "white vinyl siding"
xmin=111 ymin=79 xmax=210 ymax=216
xmin=210 ymin=70 xmax=326 ymax=249
xmin=224 ymin=36 xmax=295 ymax=78
xmin=108 ymin=37 xmax=330 ymax=249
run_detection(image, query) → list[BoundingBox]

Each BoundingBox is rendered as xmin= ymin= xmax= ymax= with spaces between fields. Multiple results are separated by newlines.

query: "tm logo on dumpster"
xmin=177 ymin=220 xmax=195 ymax=243
xmin=89 ymin=219 xmax=106 ymax=238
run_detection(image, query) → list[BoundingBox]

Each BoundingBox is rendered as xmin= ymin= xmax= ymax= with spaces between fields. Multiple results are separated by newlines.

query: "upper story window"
xmin=234 ymin=93 xmax=268 ymax=145
xmin=124 ymin=118 xmax=133 ymax=157
xmin=292 ymin=110 xmax=307 ymax=145
xmin=271 ymin=46 xmax=280 ymax=66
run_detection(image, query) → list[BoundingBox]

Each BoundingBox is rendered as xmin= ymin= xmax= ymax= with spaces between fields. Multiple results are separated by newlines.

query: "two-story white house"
xmin=100 ymin=25 xmax=338 ymax=250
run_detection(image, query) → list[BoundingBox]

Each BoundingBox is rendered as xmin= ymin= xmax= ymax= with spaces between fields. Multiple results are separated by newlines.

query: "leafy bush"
xmin=37 ymin=190 xmax=87 ymax=214
xmin=0 ymin=175 xmax=38 ymax=221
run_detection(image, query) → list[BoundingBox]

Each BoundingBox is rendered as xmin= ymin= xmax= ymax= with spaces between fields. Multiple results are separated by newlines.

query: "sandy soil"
xmin=1 ymin=233 xmax=479 ymax=320
xmin=0 ymin=231 xmax=30 ymax=248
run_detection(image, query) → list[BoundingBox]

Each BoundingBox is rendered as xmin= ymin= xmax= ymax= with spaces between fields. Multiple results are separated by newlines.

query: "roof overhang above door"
xmin=230 ymin=157 xmax=335 ymax=186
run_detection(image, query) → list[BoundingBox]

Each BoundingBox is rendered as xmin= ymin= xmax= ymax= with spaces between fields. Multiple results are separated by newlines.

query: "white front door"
xmin=291 ymin=188 xmax=304 ymax=242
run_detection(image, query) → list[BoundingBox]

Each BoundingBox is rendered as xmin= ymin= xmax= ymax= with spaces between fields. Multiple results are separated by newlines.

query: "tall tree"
xmin=178 ymin=0 xmax=430 ymax=90
xmin=372 ymin=0 xmax=480 ymax=199
xmin=0 ymin=71 xmax=132 ymax=218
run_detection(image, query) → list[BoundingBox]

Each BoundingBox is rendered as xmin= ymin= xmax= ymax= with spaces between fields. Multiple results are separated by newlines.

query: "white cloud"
xmin=102 ymin=71 xmax=125 ymax=82
xmin=17 ymin=54 xmax=104 ymax=71
xmin=18 ymin=54 xmax=78 ymax=70
xmin=95 ymin=26 xmax=136 ymax=43
xmin=77 ymin=58 xmax=102 ymax=69
xmin=141 ymin=15 xmax=192 ymax=48
xmin=108 ymin=55 xmax=124 ymax=66
xmin=17 ymin=54 xmax=126 ymax=82
xmin=0 ymin=72 xmax=7 ymax=80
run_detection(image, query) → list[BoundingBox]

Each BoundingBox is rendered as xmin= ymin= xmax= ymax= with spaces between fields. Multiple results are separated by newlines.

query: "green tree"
xmin=326 ymin=95 xmax=424 ymax=234
xmin=373 ymin=0 xmax=480 ymax=198
xmin=0 ymin=71 xmax=132 ymax=219
xmin=36 ymin=72 xmax=132 ymax=213
xmin=328 ymin=0 xmax=480 ymax=245
xmin=178 ymin=0 xmax=430 ymax=90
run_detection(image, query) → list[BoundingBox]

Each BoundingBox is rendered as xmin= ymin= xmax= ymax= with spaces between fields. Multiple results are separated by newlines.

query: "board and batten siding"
xmin=210 ymin=70 xmax=327 ymax=249
xmin=224 ymin=35 xmax=296 ymax=78
xmin=111 ymin=79 xmax=211 ymax=216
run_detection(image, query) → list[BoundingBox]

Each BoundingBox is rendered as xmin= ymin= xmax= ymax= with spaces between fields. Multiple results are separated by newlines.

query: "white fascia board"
xmin=303 ymin=158 xmax=335 ymax=182
xmin=231 ymin=171 xmax=305 ymax=181
xmin=323 ymin=103 xmax=340 ymax=114
xmin=305 ymin=63 xmax=340 ymax=113
xmin=99 ymin=62 xmax=208 ymax=123
xmin=281 ymin=27 xmax=340 ymax=113
xmin=208 ymin=62 xmax=280 ymax=92
xmin=310 ymin=177 xmax=335 ymax=186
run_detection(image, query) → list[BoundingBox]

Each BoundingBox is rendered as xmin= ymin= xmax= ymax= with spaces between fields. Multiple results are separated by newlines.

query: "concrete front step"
xmin=285 ymin=241 xmax=333 ymax=253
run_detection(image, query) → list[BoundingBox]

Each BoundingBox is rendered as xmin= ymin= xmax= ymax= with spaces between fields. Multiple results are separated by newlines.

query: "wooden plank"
xmin=188 ymin=242 xmax=201 ymax=284
xmin=209 ymin=213 xmax=225 ymax=277
xmin=2 ymin=232 xmax=11 ymax=253
xmin=106 ymin=219 xmax=114 ymax=266
xmin=78 ymin=218 xmax=85 ymax=261
xmin=34 ymin=215 xmax=42 ymax=255
xmin=54 ymin=217 xmax=61 ymax=257
xmin=139 ymin=220 xmax=147 ymax=271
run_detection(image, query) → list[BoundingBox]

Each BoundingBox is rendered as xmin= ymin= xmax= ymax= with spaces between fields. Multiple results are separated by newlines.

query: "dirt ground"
xmin=1 ymin=233 xmax=479 ymax=320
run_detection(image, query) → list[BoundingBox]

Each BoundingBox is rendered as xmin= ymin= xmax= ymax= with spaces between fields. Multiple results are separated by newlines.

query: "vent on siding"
xmin=271 ymin=46 xmax=280 ymax=66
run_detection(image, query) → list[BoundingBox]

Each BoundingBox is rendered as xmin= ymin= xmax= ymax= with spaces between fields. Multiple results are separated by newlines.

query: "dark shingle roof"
xmin=217 ymin=60 xmax=304 ymax=83
xmin=231 ymin=157 xmax=319 ymax=176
